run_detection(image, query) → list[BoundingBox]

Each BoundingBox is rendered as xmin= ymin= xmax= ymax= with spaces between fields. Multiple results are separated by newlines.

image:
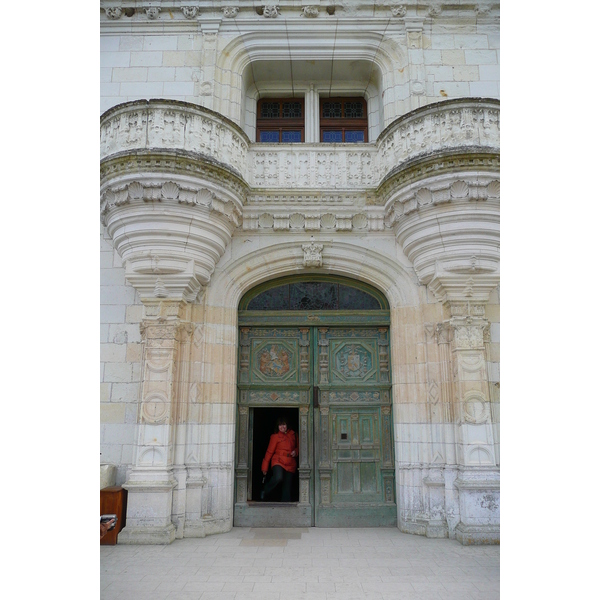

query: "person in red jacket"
xmin=260 ymin=417 xmax=298 ymax=501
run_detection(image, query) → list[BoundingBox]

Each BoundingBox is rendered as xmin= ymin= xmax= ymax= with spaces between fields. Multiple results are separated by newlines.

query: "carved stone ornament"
xmin=145 ymin=7 xmax=161 ymax=20
xmin=302 ymin=237 xmax=323 ymax=268
xmin=428 ymin=4 xmax=443 ymax=18
xmin=391 ymin=4 xmax=407 ymax=18
xmin=181 ymin=7 xmax=199 ymax=19
xmin=262 ymin=5 xmax=280 ymax=18
xmin=104 ymin=7 xmax=122 ymax=19
xmin=301 ymin=5 xmax=319 ymax=18
xmin=222 ymin=6 xmax=239 ymax=18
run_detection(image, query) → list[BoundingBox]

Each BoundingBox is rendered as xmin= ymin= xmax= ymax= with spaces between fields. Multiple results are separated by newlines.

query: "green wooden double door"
xmin=234 ymin=324 xmax=396 ymax=527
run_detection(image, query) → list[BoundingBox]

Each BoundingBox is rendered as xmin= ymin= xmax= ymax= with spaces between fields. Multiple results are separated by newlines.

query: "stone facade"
xmin=100 ymin=0 xmax=500 ymax=544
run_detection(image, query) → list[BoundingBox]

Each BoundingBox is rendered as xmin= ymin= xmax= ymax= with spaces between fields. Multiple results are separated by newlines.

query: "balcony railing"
xmin=101 ymin=98 xmax=499 ymax=190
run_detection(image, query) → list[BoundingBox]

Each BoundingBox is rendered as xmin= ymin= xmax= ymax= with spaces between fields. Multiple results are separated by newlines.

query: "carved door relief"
xmin=314 ymin=327 xmax=396 ymax=527
xmin=234 ymin=277 xmax=394 ymax=528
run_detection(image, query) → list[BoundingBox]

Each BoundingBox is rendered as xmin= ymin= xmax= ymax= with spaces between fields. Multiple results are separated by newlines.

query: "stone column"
xmin=119 ymin=299 xmax=192 ymax=544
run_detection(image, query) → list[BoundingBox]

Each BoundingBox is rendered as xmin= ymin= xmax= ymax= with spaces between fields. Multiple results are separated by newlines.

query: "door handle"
xmin=313 ymin=386 xmax=319 ymax=408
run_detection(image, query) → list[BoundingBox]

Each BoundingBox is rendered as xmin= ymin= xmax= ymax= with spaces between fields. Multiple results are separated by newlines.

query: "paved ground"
xmin=100 ymin=527 xmax=500 ymax=600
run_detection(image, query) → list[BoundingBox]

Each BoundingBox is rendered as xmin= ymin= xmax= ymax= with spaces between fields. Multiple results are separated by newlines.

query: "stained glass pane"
xmin=344 ymin=130 xmax=365 ymax=143
xmin=323 ymin=130 xmax=343 ymax=143
xmin=289 ymin=283 xmax=338 ymax=310
xmin=259 ymin=130 xmax=280 ymax=143
xmin=281 ymin=130 xmax=302 ymax=143
xmin=245 ymin=281 xmax=383 ymax=310
xmin=261 ymin=102 xmax=280 ymax=118
xmin=345 ymin=102 xmax=364 ymax=118
xmin=282 ymin=102 xmax=302 ymax=118
xmin=338 ymin=285 xmax=381 ymax=309
xmin=246 ymin=284 xmax=289 ymax=310
xmin=323 ymin=102 xmax=342 ymax=118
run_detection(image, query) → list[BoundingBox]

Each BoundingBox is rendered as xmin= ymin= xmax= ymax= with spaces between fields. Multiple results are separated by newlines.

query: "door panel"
xmin=314 ymin=327 xmax=396 ymax=527
xmin=235 ymin=323 xmax=395 ymax=528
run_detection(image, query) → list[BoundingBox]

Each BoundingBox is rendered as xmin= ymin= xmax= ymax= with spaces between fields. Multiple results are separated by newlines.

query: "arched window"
xmin=239 ymin=276 xmax=388 ymax=311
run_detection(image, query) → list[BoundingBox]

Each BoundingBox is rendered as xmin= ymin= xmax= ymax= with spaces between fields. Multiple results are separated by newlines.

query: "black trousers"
xmin=262 ymin=465 xmax=294 ymax=501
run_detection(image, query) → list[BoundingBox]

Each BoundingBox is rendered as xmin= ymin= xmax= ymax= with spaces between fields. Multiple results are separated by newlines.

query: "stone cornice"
xmin=378 ymin=148 xmax=499 ymax=207
xmin=100 ymin=149 xmax=249 ymax=203
xmin=100 ymin=2 xmax=500 ymax=28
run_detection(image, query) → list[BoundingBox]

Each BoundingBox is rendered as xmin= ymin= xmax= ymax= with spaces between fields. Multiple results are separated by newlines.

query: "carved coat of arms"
xmin=338 ymin=344 xmax=368 ymax=377
xmin=259 ymin=345 xmax=290 ymax=376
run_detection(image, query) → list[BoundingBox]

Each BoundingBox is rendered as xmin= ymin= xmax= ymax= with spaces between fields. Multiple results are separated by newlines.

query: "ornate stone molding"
xmin=99 ymin=2 xmax=499 ymax=26
xmin=242 ymin=207 xmax=384 ymax=233
xmin=101 ymin=175 xmax=243 ymax=301
xmin=386 ymin=164 xmax=499 ymax=303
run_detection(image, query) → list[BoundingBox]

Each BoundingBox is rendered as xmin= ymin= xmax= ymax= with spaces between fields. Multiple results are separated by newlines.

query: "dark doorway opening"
xmin=252 ymin=407 xmax=299 ymax=502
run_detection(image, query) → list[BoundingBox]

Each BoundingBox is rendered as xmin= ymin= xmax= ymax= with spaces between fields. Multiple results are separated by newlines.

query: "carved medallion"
xmin=258 ymin=344 xmax=290 ymax=377
xmin=335 ymin=343 xmax=372 ymax=379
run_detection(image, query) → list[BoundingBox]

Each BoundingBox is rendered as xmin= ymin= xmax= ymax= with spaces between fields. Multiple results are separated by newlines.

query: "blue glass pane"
xmin=259 ymin=130 xmax=280 ymax=143
xmin=281 ymin=130 xmax=302 ymax=143
xmin=323 ymin=130 xmax=343 ymax=143
xmin=345 ymin=130 xmax=365 ymax=143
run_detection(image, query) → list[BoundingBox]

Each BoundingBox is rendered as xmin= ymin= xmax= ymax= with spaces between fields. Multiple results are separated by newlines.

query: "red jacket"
xmin=261 ymin=430 xmax=298 ymax=473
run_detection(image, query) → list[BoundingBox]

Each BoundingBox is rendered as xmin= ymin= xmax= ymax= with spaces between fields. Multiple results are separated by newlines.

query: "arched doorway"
xmin=233 ymin=275 xmax=396 ymax=527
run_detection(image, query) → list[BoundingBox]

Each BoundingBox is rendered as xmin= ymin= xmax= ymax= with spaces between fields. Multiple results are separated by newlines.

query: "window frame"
xmin=319 ymin=96 xmax=368 ymax=143
xmin=256 ymin=97 xmax=305 ymax=143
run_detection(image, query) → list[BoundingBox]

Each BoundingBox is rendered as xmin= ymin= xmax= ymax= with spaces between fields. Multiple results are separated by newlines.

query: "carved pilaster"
xmin=434 ymin=301 xmax=499 ymax=544
xmin=120 ymin=299 xmax=191 ymax=545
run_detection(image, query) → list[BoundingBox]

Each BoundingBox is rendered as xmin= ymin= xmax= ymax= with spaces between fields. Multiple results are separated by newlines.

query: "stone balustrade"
xmin=100 ymin=98 xmax=499 ymax=192
xmin=100 ymin=99 xmax=251 ymax=181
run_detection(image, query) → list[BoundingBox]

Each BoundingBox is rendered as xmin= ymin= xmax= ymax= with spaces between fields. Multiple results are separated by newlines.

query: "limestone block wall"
xmin=100 ymin=227 xmax=143 ymax=485
xmin=100 ymin=2 xmax=500 ymax=123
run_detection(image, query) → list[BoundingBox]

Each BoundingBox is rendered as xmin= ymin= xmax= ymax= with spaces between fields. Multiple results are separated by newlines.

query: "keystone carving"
xmin=302 ymin=238 xmax=323 ymax=268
